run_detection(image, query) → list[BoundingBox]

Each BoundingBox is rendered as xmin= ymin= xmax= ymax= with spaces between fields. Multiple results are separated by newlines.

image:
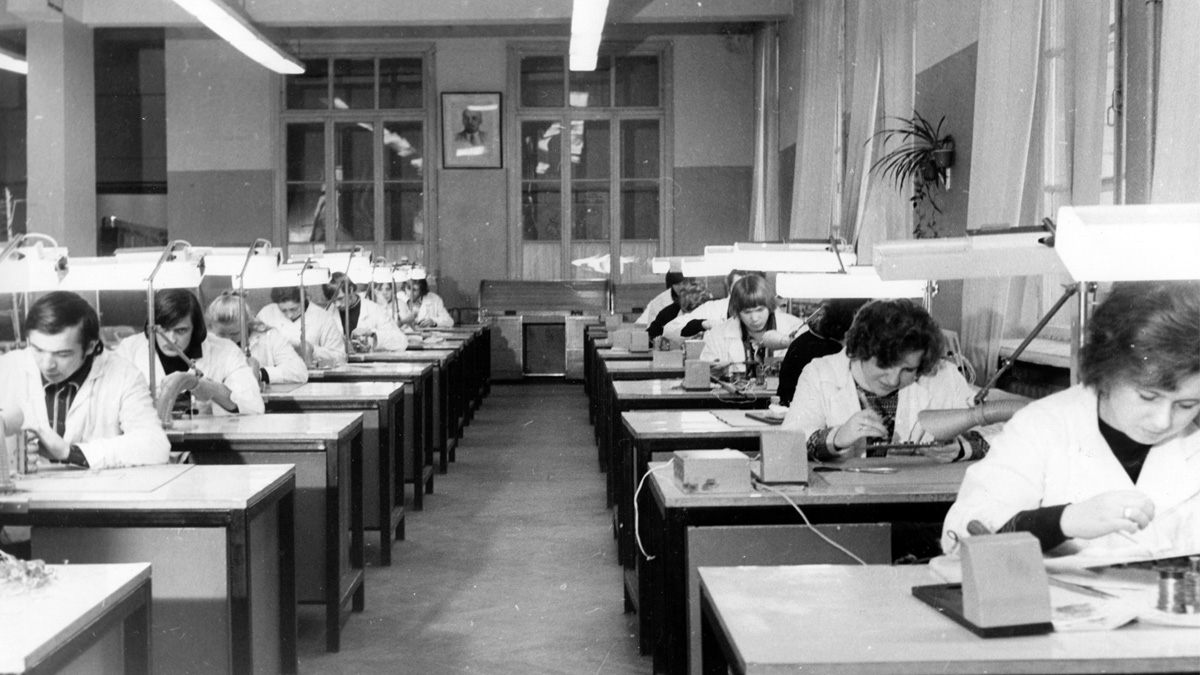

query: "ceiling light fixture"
xmin=569 ymin=0 xmax=610 ymax=71
xmin=0 ymin=46 xmax=27 ymax=75
xmin=171 ymin=0 xmax=304 ymax=75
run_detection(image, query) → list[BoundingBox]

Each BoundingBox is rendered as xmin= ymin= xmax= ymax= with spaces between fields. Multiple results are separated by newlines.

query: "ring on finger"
xmin=1122 ymin=507 xmax=1134 ymax=520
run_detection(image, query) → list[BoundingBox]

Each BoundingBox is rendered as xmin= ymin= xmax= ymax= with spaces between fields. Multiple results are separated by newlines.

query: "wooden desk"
xmin=263 ymin=382 xmax=406 ymax=564
xmin=589 ymin=346 xmax=648 ymax=445
xmin=0 ymin=563 xmax=151 ymax=675
xmin=313 ymin=362 xmax=436 ymax=508
xmin=699 ymin=565 xmax=1200 ymax=675
xmin=352 ymin=347 xmax=462 ymax=472
xmin=645 ymin=456 xmax=965 ymax=675
xmin=167 ymin=412 xmax=365 ymax=652
xmin=1 ymin=464 xmax=296 ymax=674
xmin=421 ymin=324 xmax=490 ymax=417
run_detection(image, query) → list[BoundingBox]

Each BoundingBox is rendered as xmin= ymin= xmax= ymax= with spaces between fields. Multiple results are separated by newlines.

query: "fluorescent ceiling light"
xmin=777 ymin=267 xmax=928 ymax=299
xmin=171 ymin=0 xmax=304 ymax=75
xmin=241 ymin=261 xmax=330 ymax=289
xmin=680 ymin=255 xmax=731 ymax=278
xmin=0 ymin=45 xmax=27 ymax=75
xmin=731 ymin=242 xmax=857 ymax=272
xmin=195 ymin=246 xmax=281 ymax=277
xmin=0 ymin=246 xmax=68 ymax=292
xmin=570 ymin=0 xmax=610 ymax=71
xmin=873 ymin=229 xmax=1069 ymax=281
xmin=1056 ymin=203 xmax=1200 ymax=281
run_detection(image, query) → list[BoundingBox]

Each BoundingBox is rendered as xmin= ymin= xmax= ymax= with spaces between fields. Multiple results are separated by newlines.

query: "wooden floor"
xmin=296 ymin=382 xmax=652 ymax=674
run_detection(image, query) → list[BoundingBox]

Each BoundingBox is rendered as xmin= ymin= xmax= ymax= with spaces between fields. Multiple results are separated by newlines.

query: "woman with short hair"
xmin=783 ymin=298 xmax=988 ymax=462
xmin=942 ymin=281 xmax=1200 ymax=555
xmin=399 ymin=278 xmax=454 ymax=329
xmin=699 ymin=275 xmax=803 ymax=365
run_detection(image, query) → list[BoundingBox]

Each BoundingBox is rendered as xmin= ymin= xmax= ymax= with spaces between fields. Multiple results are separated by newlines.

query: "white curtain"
xmin=851 ymin=0 xmax=915 ymax=260
xmin=788 ymin=0 xmax=843 ymax=240
xmin=1152 ymin=0 xmax=1200 ymax=203
xmin=959 ymin=0 xmax=1044 ymax=379
xmin=750 ymin=25 xmax=780 ymax=241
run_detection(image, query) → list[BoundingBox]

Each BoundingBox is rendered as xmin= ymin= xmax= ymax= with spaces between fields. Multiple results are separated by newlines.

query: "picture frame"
xmin=441 ymin=92 xmax=502 ymax=169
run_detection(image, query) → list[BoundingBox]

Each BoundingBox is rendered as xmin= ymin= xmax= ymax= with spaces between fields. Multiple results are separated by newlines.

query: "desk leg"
xmin=278 ymin=489 xmax=298 ymax=674
xmin=123 ymin=581 xmax=152 ymax=675
xmin=351 ymin=432 xmax=365 ymax=611
xmin=699 ymin=590 xmax=734 ymax=675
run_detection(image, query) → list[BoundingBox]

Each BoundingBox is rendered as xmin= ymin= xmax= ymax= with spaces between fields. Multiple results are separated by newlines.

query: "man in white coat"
xmin=0 ymin=291 xmax=169 ymax=471
xmin=258 ymin=285 xmax=348 ymax=368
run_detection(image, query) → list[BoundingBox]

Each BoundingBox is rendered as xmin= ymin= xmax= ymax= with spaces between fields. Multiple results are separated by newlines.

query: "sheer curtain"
xmin=788 ymin=0 xmax=843 ymax=240
xmin=750 ymin=24 xmax=780 ymax=241
xmin=1151 ymin=0 xmax=1200 ymax=203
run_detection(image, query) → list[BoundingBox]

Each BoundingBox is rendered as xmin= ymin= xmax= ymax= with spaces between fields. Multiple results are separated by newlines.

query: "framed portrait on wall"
xmin=441 ymin=92 xmax=502 ymax=169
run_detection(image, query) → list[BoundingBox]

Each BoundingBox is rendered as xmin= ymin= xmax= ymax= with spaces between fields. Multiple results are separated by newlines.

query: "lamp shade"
xmin=1056 ymin=203 xmax=1200 ymax=281
xmin=777 ymin=266 xmax=928 ymax=299
xmin=731 ymin=242 xmax=857 ymax=272
xmin=680 ymin=255 xmax=729 ymax=278
xmin=873 ymin=229 xmax=1069 ymax=281
xmin=239 ymin=261 xmax=330 ymax=289
xmin=316 ymin=249 xmax=373 ymax=284
xmin=0 ymin=245 xmax=68 ymax=292
xmin=57 ymin=256 xmax=204 ymax=291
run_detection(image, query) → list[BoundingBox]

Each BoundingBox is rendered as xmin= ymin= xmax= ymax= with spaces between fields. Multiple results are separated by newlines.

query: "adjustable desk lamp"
xmin=244 ymin=258 xmax=331 ymax=367
xmin=874 ymin=226 xmax=1074 ymax=403
xmin=314 ymin=247 xmax=372 ymax=351
xmin=0 ymin=234 xmax=68 ymax=342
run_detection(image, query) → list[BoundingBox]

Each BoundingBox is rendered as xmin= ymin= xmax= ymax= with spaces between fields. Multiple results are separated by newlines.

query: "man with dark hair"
xmin=0 ymin=291 xmax=168 ymax=470
xmin=634 ymin=271 xmax=687 ymax=325
xmin=258 ymin=285 xmax=348 ymax=367
xmin=322 ymin=272 xmax=409 ymax=352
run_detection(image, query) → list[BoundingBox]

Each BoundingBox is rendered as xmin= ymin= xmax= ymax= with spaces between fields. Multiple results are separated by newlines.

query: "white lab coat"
xmin=942 ymin=385 xmax=1200 ymax=556
xmin=662 ymin=297 xmax=729 ymax=341
xmin=247 ymin=327 xmax=309 ymax=385
xmin=116 ymin=333 xmax=266 ymax=415
xmin=782 ymin=350 xmax=982 ymax=448
xmin=635 ymin=289 xmax=674 ymax=325
xmin=258 ymin=302 xmax=347 ymax=367
xmin=699 ymin=311 xmax=804 ymax=364
xmin=327 ymin=297 xmax=409 ymax=351
xmin=404 ymin=292 xmax=455 ymax=328
xmin=0 ymin=349 xmax=169 ymax=469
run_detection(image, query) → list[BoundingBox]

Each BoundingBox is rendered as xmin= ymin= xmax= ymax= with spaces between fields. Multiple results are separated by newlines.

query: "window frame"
xmin=506 ymin=41 xmax=673 ymax=281
xmin=277 ymin=43 xmax=438 ymax=268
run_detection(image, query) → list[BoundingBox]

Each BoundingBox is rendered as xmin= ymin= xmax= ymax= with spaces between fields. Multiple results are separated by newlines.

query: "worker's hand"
xmin=831 ymin=409 xmax=889 ymax=450
xmin=24 ymin=427 xmax=69 ymax=462
xmin=189 ymin=378 xmax=219 ymax=402
xmin=297 ymin=341 xmax=315 ymax=364
xmin=917 ymin=439 xmax=965 ymax=463
xmin=246 ymin=356 xmax=263 ymax=379
xmin=417 ymin=318 xmax=437 ymax=328
xmin=350 ymin=329 xmax=376 ymax=353
xmin=1061 ymin=490 xmax=1155 ymax=540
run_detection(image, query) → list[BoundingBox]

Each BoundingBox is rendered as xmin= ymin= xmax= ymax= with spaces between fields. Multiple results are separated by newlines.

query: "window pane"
xmin=335 ymin=184 xmax=375 ymax=241
xmin=286 ymin=184 xmax=326 ymax=243
xmin=615 ymin=56 xmax=659 ymax=107
xmin=571 ymin=120 xmax=610 ymax=179
xmin=572 ymin=184 xmax=610 ymax=240
xmin=383 ymin=122 xmax=423 ymax=181
xmin=521 ymin=56 xmax=564 ymax=107
xmin=521 ymin=121 xmax=562 ymax=180
xmin=568 ymin=56 xmax=610 ymax=107
xmin=621 ymin=181 xmax=659 ymax=240
xmin=379 ymin=58 xmax=422 ymax=109
xmin=522 ymin=182 xmax=561 ymax=240
xmin=334 ymin=122 xmax=374 ymax=181
xmin=621 ymin=120 xmax=660 ymax=178
xmin=286 ymin=123 xmax=324 ymax=182
xmin=332 ymin=58 xmax=375 ymax=110
xmin=286 ymin=58 xmax=329 ymax=110
xmin=384 ymin=183 xmax=423 ymax=241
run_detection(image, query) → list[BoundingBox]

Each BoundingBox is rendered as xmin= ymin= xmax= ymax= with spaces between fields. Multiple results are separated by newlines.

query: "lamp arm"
xmin=973 ymin=283 xmax=1079 ymax=405
xmin=0 ymin=233 xmax=60 ymax=265
xmin=297 ymin=258 xmax=314 ymax=367
xmin=236 ymin=239 xmax=273 ymax=358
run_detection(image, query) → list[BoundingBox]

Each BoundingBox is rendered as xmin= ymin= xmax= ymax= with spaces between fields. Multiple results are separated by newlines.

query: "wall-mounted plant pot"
xmin=932 ymin=138 xmax=955 ymax=170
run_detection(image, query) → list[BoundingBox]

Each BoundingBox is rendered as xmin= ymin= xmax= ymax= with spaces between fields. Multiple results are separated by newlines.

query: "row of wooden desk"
xmin=581 ymin=322 xmax=1199 ymax=675
xmin=1 ymin=325 xmax=491 ymax=674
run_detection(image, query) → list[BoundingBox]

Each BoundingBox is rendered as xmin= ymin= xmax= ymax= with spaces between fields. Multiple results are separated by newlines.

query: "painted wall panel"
xmin=673 ymin=34 xmax=755 ymax=169
xmin=916 ymin=0 xmax=981 ymax=72
xmin=672 ymin=166 xmax=752 ymax=254
xmin=167 ymin=169 xmax=275 ymax=244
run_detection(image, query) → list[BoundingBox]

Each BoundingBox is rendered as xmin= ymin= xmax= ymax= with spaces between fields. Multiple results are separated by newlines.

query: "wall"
xmin=433 ymin=38 xmax=509 ymax=310
xmin=672 ymin=34 xmax=755 ymax=254
xmin=165 ymin=32 xmax=276 ymax=245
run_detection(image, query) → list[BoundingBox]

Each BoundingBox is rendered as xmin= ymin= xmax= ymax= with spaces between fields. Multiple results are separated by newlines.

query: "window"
xmin=282 ymin=53 xmax=430 ymax=254
xmin=511 ymin=47 xmax=670 ymax=283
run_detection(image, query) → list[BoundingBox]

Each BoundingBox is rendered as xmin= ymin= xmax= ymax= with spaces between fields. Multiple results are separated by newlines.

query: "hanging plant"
xmin=869 ymin=111 xmax=955 ymax=238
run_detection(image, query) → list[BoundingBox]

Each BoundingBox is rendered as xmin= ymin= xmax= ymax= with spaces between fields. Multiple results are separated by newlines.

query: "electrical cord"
xmin=634 ymin=460 xmax=675 ymax=561
xmin=753 ymin=480 xmax=868 ymax=565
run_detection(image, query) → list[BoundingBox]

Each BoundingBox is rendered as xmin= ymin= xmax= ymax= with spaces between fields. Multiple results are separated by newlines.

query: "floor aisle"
xmin=297 ymin=382 xmax=653 ymax=674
